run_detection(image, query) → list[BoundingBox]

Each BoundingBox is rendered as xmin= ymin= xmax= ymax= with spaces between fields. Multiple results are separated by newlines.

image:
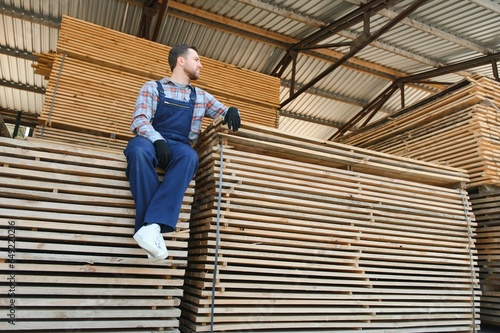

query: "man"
xmin=124 ymin=44 xmax=241 ymax=262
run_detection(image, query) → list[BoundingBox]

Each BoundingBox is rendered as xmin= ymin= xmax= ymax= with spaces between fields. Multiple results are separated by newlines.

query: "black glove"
xmin=153 ymin=140 xmax=172 ymax=169
xmin=222 ymin=107 xmax=241 ymax=132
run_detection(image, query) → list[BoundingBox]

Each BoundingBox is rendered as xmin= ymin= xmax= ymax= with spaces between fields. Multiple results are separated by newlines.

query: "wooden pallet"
xmin=33 ymin=15 xmax=280 ymax=152
xmin=180 ymin=122 xmax=480 ymax=332
xmin=0 ymin=137 xmax=192 ymax=332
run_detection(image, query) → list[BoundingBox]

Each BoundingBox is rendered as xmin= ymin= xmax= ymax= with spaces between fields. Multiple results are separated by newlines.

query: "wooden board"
xmin=0 ymin=137 xmax=193 ymax=332
xmin=179 ymin=122 xmax=480 ymax=332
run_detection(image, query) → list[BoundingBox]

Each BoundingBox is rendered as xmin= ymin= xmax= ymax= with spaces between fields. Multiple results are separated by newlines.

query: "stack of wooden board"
xmin=341 ymin=76 xmax=500 ymax=328
xmin=33 ymin=15 xmax=280 ymax=151
xmin=341 ymin=76 xmax=500 ymax=189
xmin=470 ymin=188 xmax=500 ymax=326
xmin=180 ymin=121 xmax=479 ymax=332
xmin=0 ymin=137 xmax=192 ymax=332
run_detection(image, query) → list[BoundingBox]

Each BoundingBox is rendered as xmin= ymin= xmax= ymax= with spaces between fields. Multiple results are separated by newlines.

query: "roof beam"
xmin=280 ymin=0 xmax=430 ymax=108
xmin=0 ymin=79 xmax=45 ymax=94
xmin=469 ymin=0 xmax=500 ymax=15
xmin=398 ymin=52 xmax=500 ymax=83
xmin=337 ymin=29 xmax=470 ymax=77
xmin=282 ymin=79 xmax=365 ymax=108
xmin=272 ymin=0 xmax=394 ymax=77
xmin=151 ymin=0 xmax=170 ymax=41
xmin=0 ymin=45 xmax=39 ymax=61
xmin=330 ymin=82 xmax=399 ymax=140
xmin=0 ymin=107 xmax=39 ymax=127
xmin=161 ymin=1 xmax=428 ymax=87
xmin=331 ymin=52 xmax=500 ymax=140
xmin=238 ymin=0 xmax=325 ymax=28
xmin=0 ymin=5 xmax=60 ymax=29
xmin=279 ymin=110 xmax=345 ymax=128
xmin=345 ymin=0 xmax=495 ymax=54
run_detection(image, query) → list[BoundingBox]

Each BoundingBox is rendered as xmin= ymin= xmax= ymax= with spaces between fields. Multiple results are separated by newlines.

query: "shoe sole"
xmin=133 ymin=233 xmax=160 ymax=257
xmin=148 ymin=250 xmax=169 ymax=263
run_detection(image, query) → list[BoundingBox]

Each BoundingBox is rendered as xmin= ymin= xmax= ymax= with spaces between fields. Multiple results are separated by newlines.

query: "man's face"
xmin=182 ymin=48 xmax=202 ymax=80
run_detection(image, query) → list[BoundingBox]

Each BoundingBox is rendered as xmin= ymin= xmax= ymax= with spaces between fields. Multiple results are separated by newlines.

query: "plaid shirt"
xmin=130 ymin=77 xmax=227 ymax=144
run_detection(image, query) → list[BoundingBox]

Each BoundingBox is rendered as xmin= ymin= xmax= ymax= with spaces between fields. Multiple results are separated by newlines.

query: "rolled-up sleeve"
xmin=203 ymin=90 xmax=227 ymax=119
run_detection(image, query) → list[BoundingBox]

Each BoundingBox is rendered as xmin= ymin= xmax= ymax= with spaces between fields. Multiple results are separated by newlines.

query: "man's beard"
xmin=185 ymin=68 xmax=199 ymax=80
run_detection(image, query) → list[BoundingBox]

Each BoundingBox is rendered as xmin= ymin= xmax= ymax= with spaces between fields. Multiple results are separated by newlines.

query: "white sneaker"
xmin=133 ymin=223 xmax=163 ymax=257
xmin=147 ymin=233 xmax=168 ymax=263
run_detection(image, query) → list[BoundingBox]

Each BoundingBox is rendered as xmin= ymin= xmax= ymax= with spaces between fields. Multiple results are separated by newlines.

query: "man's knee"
xmin=125 ymin=136 xmax=155 ymax=161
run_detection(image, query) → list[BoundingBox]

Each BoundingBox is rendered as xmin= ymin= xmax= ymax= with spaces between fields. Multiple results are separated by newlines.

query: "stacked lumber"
xmin=180 ymin=121 xmax=479 ymax=332
xmin=341 ymin=76 xmax=500 ymax=328
xmin=31 ymin=51 xmax=56 ymax=80
xmin=33 ymin=16 xmax=280 ymax=150
xmin=470 ymin=188 xmax=500 ymax=326
xmin=341 ymin=76 xmax=500 ymax=188
xmin=0 ymin=137 xmax=192 ymax=332
xmin=32 ymin=126 xmax=129 ymax=154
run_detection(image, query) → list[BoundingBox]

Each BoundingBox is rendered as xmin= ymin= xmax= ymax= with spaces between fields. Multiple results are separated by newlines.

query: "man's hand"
xmin=153 ymin=140 xmax=172 ymax=168
xmin=222 ymin=107 xmax=241 ymax=131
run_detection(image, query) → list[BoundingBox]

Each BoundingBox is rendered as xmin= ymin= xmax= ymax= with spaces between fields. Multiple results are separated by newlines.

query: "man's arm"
xmin=130 ymin=81 xmax=164 ymax=143
xmin=203 ymin=90 xmax=241 ymax=131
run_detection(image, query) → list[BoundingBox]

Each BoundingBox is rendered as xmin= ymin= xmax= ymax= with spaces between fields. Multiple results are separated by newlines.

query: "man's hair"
xmin=168 ymin=44 xmax=198 ymax=71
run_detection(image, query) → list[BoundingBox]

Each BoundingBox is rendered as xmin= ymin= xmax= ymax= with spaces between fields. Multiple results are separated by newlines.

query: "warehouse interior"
xmin=1 ymin=0 xmax=500 ymax=332
xmin=1 ymin=0 xmax=499 ymax=140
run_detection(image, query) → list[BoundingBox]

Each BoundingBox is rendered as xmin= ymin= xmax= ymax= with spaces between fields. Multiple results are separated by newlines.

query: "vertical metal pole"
xmin=460 ymin=189 xmax=477 ymax=333
xmin=12 ymin=111 xmax=22 ymax=138
xmin=40 ymin=52 xmax=66 ymax=138
xmin=210 ymin=137 xmax=224 ymax=333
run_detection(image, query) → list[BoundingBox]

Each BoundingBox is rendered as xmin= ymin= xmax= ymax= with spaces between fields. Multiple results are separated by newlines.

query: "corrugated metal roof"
xmin=1 ymin=0 xmax=499 ymax=141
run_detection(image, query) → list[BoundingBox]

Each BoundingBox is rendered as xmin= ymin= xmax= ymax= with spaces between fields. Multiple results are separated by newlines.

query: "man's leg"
xmin=124 ymin=136 xmax=160 ymax=233
xmin=144 ymin=139 xmax=199 ymax=233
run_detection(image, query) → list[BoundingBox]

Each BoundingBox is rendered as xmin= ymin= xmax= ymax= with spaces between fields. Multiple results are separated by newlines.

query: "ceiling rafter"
xmin=0 ymin=79 xmax=45 ymax=94
xmin=0 ymin=6 xmax=60 ymax=29
xmin=282 ymin=79 xmax=365 ymax=108
xmin=238 ymin=0 xmax=471 ymax=85
xmin=0 ymin=44 xmax=39 ymax=62
xmin=131 ymin=0 xmax=431 ymax=87
xmin=469 ymin=0 xmax=500 ymax=15
xmin=280 ymin=0 xmax=430 ymax=108
xmin=237 ymin=0 xmax=325 ymax=28
xmin=279 ymin=110 xmax=345 ymax=128
xmin=337 ymin=29 xmax=470 ymax=77
xmin=345 ymin=0 xmax=495 ymax=55
xmin=330 ymin=51 xmax=500 ymax=140
xmin=271 ymin=0 xmax=395 ymax=78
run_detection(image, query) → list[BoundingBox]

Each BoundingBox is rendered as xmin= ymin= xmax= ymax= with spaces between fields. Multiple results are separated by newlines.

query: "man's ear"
xmin=177 ymin=56 xmax=185 ymax=67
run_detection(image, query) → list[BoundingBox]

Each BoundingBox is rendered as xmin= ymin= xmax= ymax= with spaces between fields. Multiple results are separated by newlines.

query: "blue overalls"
xmin=124 ymin=81 xmax=199 ymax=233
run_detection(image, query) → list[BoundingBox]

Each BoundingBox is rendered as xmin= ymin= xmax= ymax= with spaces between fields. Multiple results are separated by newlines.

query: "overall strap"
xmin=189 ymin=86 xmax=196 ymax=107
xmin=155 ymin=81 xmax=165 ymax=102
xmin=152 ymin=81 xmax=164 ymax=126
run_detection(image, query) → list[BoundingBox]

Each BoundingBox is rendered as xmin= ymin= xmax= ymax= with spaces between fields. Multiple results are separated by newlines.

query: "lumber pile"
xmin=341 ymin=76 xmax=500 ymax=189
xmin=0 ymin=137 xmax=192 ymax=332
xmin=33 ymin=15 xmax=280 ymax=150
xmin=180 ymin=121 xmax=479 ymax=332
xmin=470 ymin=187 xmax=500 ymax=326
xmin=341 ymin=76 xmax=500 ymax=328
